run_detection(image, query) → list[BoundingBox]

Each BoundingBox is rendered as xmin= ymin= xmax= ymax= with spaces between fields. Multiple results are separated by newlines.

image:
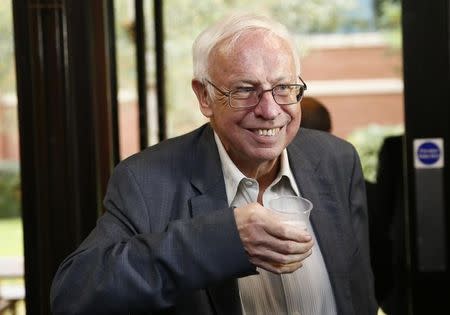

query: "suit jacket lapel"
xmin=287 ymin=141 xmax=348 ymax=273
xmin=189 ymin=125 xmax=242 ymax=315
xmin=189 ymin=125 xmax=228 ymax=216
xmin=287 ymin=136 xmax=354 ymax=315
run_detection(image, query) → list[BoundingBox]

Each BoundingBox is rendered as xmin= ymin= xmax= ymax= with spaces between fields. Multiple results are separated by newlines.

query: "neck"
xmin=234 ymin=156 xmax=281 ymax=200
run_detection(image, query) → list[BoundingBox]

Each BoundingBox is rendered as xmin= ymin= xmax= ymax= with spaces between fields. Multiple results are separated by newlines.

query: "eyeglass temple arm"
xmin=299 ymin=75 xmax=307 ymax=90
xmin=296 ymin=76 xmax=307 ymax=101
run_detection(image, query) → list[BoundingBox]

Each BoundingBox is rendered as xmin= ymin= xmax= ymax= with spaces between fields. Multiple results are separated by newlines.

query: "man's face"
xmin=198 ymin=31 xmax=301 ymax=169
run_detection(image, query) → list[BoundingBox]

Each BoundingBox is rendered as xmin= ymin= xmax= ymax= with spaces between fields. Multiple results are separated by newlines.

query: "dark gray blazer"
xmin=51 ymin=124 xmax=377 ymax=315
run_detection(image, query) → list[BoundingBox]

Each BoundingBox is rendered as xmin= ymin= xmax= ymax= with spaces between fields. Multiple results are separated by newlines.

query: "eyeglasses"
xmin=204 ymin=76 xmax=307 ymax=109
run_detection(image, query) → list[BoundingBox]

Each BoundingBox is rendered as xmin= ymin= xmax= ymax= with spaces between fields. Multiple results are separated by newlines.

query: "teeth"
xmin=257 ymin=128 xmax=280 ymax=136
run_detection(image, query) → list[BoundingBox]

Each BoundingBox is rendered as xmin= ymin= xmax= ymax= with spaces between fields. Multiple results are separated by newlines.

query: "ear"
xmin=192 ymin=79 xmax=213 ymax=117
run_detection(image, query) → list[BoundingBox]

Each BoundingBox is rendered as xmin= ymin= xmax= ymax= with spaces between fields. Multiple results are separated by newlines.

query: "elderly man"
xmin=51 ymin=13 xmax=377 ymax=315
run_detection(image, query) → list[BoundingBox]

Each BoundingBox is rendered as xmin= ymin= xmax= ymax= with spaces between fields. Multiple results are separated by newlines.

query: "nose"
xmin=253 ymin=91 xmax=281 ymax=119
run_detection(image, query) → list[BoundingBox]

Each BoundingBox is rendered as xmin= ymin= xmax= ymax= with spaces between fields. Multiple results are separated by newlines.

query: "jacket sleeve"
xmin=50 ymin=162 xmax=254 ymax=315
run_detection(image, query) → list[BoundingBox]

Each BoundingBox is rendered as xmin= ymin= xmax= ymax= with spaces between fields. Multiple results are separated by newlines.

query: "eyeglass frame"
xmin=203 ymin=76 xmax=307 ymax=109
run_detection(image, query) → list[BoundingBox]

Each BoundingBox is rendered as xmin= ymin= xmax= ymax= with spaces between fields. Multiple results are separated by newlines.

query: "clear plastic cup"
xmin=268 ymin=195 xmax=313 ymax=230
xmin=268 ymin=195 xmax=313 ymax=268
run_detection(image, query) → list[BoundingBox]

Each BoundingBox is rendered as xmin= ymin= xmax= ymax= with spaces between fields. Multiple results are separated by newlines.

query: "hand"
xmin=234 ymin=202 xmax=313 ymax=274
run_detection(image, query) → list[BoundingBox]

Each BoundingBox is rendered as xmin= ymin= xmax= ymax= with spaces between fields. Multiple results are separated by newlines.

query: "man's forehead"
xmin=211 ymin=33 xmax=292 ymax=68
xmin=206 ymin=29 xmax=297 ymax=84
xmin=217 ymin=29 xmax=285 ymax=53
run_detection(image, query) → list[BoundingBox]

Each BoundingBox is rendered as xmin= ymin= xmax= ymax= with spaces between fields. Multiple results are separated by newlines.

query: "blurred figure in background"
xmin=373 ymin=134 xmax=407 ymax=315
xmin=300 ymin=96 xmax=332 ymax=132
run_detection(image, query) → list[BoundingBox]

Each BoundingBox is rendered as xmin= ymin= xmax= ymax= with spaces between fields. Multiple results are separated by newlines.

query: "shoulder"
xmin=291 ymin=127 xmax=357 ymax=159
xmin=384 ymin=134 xmax=403 ymax=145
xmin=114 ymin=124 xmax=211 ymax=181
xmin=288 ymin=128 xmax=361 ymax=186
xmin=380 ymin=135 xmax=403 ymax=155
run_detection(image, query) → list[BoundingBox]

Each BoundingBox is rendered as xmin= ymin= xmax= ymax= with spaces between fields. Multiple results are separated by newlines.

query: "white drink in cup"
xmin=268 ymin=195 xmax=313 ymax=268
xmin=268 ymin=195 xmax=312 ymax=229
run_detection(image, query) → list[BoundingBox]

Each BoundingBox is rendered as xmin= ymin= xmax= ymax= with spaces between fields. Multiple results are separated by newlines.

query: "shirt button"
xmin=245 ymin=180 xmax=253 ymax=186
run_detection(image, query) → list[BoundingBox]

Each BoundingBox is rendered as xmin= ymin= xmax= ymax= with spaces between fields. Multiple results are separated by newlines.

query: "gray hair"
xmin=192 ymin=13 xmax=301 ymax=81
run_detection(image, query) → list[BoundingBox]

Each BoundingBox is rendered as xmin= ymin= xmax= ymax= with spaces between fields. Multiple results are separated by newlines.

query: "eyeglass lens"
xmin=230 ymin=85 xmax=304 ymax=108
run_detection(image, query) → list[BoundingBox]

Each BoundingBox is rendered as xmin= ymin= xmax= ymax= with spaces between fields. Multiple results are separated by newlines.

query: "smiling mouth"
xmin=256 ymin=128 xmax=281 ymax=136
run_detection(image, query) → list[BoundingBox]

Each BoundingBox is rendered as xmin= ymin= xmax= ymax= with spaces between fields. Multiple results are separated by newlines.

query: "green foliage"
xmin=270 ymin=0 xmax=366 ymax=34
xmin=0 ymin=161 xmax=21 ymax=218
xmin=374 ymin=0 xmax=402 ymax=50
xmin=374 ymin=0 xmax=401 ymax=28
xmin=0 ymin=217 xmax=23 ymax=256
xmin=378 ymin=0 xmax=401 ymax=29
xmin=347 ymin=124 xmax=403 ymax=183
xmin=0 ymin=1 xmax=15 ymax=93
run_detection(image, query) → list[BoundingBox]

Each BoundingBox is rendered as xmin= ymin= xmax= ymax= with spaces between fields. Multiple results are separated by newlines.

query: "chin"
xmin=249 ymin=147 xmax=284 ymax=162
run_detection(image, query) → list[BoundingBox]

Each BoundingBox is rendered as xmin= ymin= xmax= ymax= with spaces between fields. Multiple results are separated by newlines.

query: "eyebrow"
xmin=231 ymin=76 xmax=293 ymax=87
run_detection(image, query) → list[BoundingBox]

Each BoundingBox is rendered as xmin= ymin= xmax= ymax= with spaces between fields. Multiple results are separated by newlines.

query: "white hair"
xmin=192 ymin=13 xmax=301 ymax=81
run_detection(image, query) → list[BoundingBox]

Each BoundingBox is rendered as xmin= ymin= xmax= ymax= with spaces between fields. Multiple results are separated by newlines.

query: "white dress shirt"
xmin=214 ymin=132 xmax=337 ymax=315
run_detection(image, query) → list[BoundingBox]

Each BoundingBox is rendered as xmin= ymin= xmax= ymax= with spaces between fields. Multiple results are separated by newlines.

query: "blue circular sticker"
xmin=417 ymin=142 xmax=440 ymax=165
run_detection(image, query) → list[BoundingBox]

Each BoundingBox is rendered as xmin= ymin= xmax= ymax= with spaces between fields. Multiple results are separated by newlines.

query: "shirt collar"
xmin=214 ymin=132 xmax=299 ymax=205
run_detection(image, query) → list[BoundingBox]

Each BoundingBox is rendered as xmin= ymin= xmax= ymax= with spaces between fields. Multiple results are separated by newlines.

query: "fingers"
xmin=234 ymin=203 xmax=314 ymax=273
xmin=247 ymin=233 xmax=313 ymax=257
xmin=251 ymin=258 xmax=304 ymax=274
xmin=265 ymin=218 xmax=312 ymax=242
xmin=252 ymin=244 xmax=313 ymax=274
xmin=246 ymin=236 xmax=313 ymax=269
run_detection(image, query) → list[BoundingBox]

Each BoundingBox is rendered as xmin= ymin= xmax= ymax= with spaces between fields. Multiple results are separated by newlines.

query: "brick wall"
xmin=301 ymin=34 xmax=404 ymax=139
xmin=0 ymin=98 xmax=20 ymax=161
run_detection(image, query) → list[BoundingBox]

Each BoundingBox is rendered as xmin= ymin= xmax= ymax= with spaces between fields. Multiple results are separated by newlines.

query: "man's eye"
xmin=233 ymin=87 xmax=255 ymax=99
xmin=236 ymin=87 xmax=255 ymax=93
xmin=275 ymin=85 xmax=294 ymax=95
xmin=277 ymin=84 xmax=290 ymax=90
